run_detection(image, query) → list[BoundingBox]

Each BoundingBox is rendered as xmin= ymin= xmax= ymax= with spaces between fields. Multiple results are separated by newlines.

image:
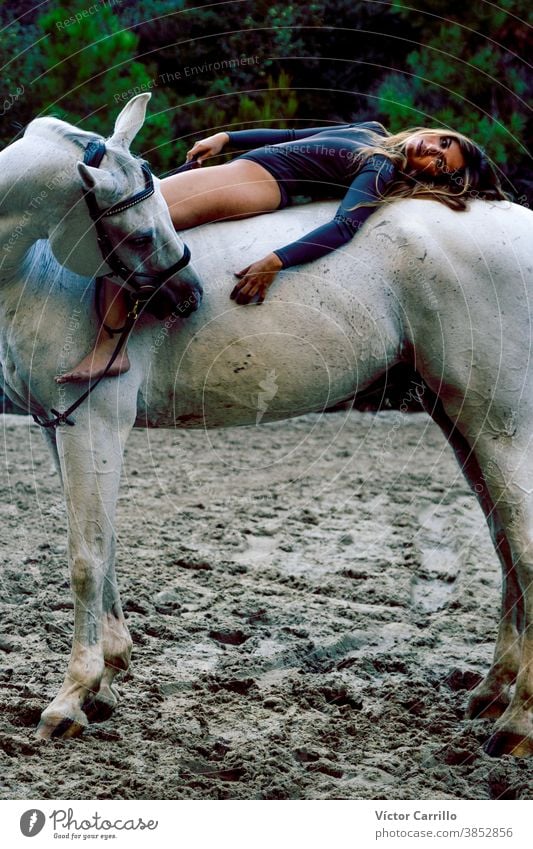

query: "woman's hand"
xmin=186 ymin=132 xmax=229 ymax=165
xmin=231 ymin=253 xmax=283 ymax=305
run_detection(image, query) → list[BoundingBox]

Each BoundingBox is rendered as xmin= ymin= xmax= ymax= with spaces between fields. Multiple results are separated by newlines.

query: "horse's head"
xmin=48 ymin=94 xmax=202 ymax=318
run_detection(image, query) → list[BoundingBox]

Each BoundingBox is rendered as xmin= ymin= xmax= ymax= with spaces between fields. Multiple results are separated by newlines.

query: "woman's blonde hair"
xmin=352 ymin=126 xmax=510 ymax=212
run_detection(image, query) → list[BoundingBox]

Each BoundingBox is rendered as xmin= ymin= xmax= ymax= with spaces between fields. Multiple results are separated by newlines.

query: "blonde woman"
xmin=57 ymin=121 xmax=507 ymax=383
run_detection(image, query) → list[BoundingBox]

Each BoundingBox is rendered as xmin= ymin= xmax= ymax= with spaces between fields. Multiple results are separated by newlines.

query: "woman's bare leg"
xmin=55 ymin=280 xmax=130 ymax=383
xmin=160 ymin=159 xmax=282 ymax=229
xmin=57 ymin=160 xmax=281 ymax=383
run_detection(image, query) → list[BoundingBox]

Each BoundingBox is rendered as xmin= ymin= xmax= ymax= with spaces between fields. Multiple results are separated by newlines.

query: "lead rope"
xmin=32 ymin=287 xmax=140 ymax=428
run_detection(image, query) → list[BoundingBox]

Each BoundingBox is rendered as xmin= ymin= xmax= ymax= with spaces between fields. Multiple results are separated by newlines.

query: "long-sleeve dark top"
xmin=225 ymin=123 xmax=396 ymax=268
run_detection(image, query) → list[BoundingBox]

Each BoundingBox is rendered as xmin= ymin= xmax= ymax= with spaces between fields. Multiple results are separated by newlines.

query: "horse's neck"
xmin=0 ymin=137 xmax=78 ymax=280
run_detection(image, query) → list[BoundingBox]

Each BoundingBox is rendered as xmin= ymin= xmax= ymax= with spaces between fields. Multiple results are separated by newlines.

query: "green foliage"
xmin=0 ymin=17 xmax=42 ymax=138
xmin=1 ymin=0 xmax=530 ymax=200
xmin=377 ymin=2 xmax=532 ymax=194
xmin=36 ymin=2 xmax=148 ymax=114
xmin=166 ymin=71 xmax=299 ymax=168
xmin=376 ymin=75 xmax=419 ymax=126
xmin=236 ymin=71 xmax=299 ymax=126
xmin=27 ymin=1 xmax=178 ymax=169
xmin=187 ymin=69 xmax=298 ymax=134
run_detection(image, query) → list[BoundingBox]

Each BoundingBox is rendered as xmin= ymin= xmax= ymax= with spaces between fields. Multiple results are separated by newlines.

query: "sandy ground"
xmin=0 ymin=409 xmax=532 ymax=801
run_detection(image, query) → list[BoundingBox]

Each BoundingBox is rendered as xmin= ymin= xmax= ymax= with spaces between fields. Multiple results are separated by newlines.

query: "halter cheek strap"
xmin=33 ymin=139 xmax=192 ymax=429
xmin=81 ymin=140 xmax=190 ymax=285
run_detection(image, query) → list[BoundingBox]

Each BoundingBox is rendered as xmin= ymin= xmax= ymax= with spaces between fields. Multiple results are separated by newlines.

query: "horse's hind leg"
xmin=422 ymin=392 xmax=522 ymax=720
xmin=452 ymin=444 xmax=522 ymax=720
xmin=484 ymin=498 xmax=533 ymax=753
xmin=462 ymin=437 xmax=533 ymax=757
xmin=466 ymin=554 xmax=522 ymax=721
xmin=36 ymin=407 xmax=134 ymax=739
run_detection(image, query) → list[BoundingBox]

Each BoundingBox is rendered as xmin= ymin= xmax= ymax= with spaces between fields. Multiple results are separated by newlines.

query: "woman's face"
xmin=404 ymin=131 xmax=466 ymax=177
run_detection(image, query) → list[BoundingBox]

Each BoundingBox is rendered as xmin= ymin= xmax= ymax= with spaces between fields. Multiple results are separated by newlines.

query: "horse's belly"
xmin=136 ymin=323 xmax=369 ymax=428
xmin=138 ymin=364 xmax=358 ymax=429
xmin=134 ymin=282 xmax=399 ymax=428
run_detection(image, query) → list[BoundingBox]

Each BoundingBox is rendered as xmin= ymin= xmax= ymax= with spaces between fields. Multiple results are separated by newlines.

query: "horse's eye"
xmin=130 ymin=235 xmax=152 ymax=247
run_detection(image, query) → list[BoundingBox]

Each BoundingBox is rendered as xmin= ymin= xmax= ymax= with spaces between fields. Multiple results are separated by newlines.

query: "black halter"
xmin=82 ymin=139 xmax=191 ymax=296
xmin=33 ymin=139 xmax=191 ymax=429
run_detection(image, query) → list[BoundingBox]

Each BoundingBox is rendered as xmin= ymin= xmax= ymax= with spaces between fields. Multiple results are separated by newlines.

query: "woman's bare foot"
xmin=55 ymin=277 xmax=131 ymax=384
xmin=55 ymin=335 xmax=130 ymax=384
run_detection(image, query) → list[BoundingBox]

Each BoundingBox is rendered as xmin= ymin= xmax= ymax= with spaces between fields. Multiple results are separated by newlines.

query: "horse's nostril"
xmin=188 ymin=286 xmax=202 ymax=312
xmin=178 ymin=285 xmax=202 ymax=316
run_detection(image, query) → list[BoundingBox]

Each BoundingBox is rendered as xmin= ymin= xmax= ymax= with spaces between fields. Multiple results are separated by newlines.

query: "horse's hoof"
xmin=36 ymin=709 xmax=88 ymax=740
xmin=466 ymin=691 xmax=510 ymax=720
xmin=82 ymin=686 xmax=119 ymax=723
xmin=484 ymin=730 xmax=533 ymax=758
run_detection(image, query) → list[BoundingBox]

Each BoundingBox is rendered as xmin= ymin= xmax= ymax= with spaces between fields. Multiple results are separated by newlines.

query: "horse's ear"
xmin=77 ymin=161 xmax=101 ymax=191
xmin=109 ymin=93 xmax=151 ymax=148
xmin=77 ymin=161 xmax=120 ymax=204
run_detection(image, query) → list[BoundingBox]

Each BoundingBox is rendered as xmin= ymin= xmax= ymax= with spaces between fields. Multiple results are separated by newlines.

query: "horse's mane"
xmin=24 ymin=116 xmax=102 ymax=151
xmin=20 ymin=239 xmax=88 ymax=297
xmin=22 ymin=116 xmax=148 ymax=181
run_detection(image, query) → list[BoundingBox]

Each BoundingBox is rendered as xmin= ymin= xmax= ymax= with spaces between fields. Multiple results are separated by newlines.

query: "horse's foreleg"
xmin=36 ymin=410 xmax=133 ymax=739
xmin=82 ymin=553 xmax=132 ymax=723
xmin=40 ymin=428 xmax=64 ymax=487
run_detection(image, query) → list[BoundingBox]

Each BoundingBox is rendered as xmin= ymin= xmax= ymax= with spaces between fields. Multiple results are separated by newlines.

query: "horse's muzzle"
xmin=172 ymin=266 xmax=203 ymax=317
xmin=146 ymin=266 xmax=203 ymax=320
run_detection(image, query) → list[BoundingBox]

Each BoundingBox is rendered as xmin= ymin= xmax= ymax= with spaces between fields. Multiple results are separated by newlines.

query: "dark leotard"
xmin=225 ymin=122 xmax=397 ymax=268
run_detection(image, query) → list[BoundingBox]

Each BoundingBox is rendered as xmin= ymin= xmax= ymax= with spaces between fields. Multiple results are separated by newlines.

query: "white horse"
xmin=1 ymin=94 xmax=532 ymax=756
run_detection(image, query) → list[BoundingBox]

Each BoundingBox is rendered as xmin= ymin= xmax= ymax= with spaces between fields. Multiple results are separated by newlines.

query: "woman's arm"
xmin=225 ymin=125 xmax=356 ymax=150
xmin=187 ymin=122 xmax=388 ymax=163
xmin=187 ymin=127 xmax=355 ymax=163
xmin=272 ymin=156 xmax=396 ymax=268
xmin=230 ymin=156 xmax=396 ymax=304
